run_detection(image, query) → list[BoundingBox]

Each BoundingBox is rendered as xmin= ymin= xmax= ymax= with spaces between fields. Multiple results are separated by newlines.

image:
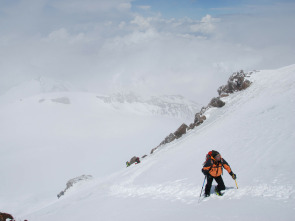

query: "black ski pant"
xmin=204 ymin=175 xmax=225 ymax=195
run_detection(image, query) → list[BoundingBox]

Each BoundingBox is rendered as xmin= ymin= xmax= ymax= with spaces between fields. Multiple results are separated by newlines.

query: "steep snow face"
xmin=2 ymin=64 xmax=295 ymax=221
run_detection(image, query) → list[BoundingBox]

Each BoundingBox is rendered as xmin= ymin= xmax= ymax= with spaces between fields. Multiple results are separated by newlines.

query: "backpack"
xmin=204 ymin=150 xmax=225 ymax=175
xmin=203 ymin=150 xmax=220 ymax=165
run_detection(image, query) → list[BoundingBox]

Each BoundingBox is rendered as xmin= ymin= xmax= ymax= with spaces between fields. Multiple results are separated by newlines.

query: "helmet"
xmin=211 ymin=150 xmax=221 ymax=161
xmin=214 ymin=154 xmax=221 ymax=161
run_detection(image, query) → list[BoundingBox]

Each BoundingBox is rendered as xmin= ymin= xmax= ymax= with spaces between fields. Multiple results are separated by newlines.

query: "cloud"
xmin=45 ymin=28 xmax=87 ymax=43
xmin=190 ymin=14 xmax=220 ymax=34
xmin=0 ymin=0 xmax=294 ymax=104
xmin=49 ymin=0 xmax=132 ymax=13
xmin=130 ymin=15 xmax=153 ymax=30
xmin=137 ymin=5 xmax=151 ymax=10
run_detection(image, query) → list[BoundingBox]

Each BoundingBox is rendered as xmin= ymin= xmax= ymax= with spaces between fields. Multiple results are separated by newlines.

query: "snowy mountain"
xmin=0 ymin=77 xmax=200 ymax=121
xmin=96 ymin=92 xmax=201 ymax=121
xmin=0 ymin=77 xmax=82 ymax=105
xmin=1 ymin=64 xmax=295 ymax=220
xmin=0 ymin=80 xmax=199 ymax=217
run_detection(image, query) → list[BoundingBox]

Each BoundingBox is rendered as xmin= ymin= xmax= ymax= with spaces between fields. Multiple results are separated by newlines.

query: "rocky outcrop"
xmin=39 ymin=97 xmax=71 ymax=104
xmin=218 ymin=70 xmax=252 ymax=96
xmin=160 ymin=133 xmax=176 ymax=146
xmin=57 ymin=175 xmax=93 ymax=198
xmin=241 ymin=79 xmax=252 ymax=90
xmin=148 ymin=70 xmax=252 ymax=155
xmin=129 ymin=70 xmax=253 ymax=161
xmin=126 ymin=156 xmax=141 ymax=167
xmin=194 ymin=113 xmax=206 ymax=125
xmin=188 ymin=123 xmax=197 ymax=130
xmin=0 ymin=213 xmax=14 ymax=221
xmin=150 ymin=147 xmax=158 ymax=154
xmin=51 ymin=97 xmax=71 ymax=104
xmin=158 ymin=123 xmax=188 ymax=148
xmin=152 ymin=123 xmax=188 ymax=154
xmin=209 ymin=97 xmax=225 ymax=108
xmin=129 ymin=156 xmax=140 ymax=165
xmin=174 ymin=123 xmax=188 ymax=139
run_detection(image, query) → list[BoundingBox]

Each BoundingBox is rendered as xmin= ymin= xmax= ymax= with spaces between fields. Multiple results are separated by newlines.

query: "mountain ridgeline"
xmin=96 ymin=93 xmax=201 ymax=121
xmin=0 ymin=77 xmax=201 ymax=122
xmin=142 ymin=70 xmax=252 ymax=157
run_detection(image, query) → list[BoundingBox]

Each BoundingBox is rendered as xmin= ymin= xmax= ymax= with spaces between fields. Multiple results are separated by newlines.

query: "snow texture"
xmin=0 ymin=64 xmax=295 ymax=220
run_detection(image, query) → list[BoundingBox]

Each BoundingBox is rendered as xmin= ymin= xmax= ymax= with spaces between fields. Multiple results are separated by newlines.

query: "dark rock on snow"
xmin=174 ymin=123 xmax=188 ymax=139
xmin=209 ymin=97 xmax=225 ymax=108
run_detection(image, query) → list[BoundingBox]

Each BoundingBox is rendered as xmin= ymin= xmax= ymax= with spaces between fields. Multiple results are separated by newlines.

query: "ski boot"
xmin=215 ymin=186 xmax=223 ymax=196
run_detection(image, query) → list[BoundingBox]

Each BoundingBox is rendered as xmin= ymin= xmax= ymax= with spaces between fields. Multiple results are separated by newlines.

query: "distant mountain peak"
xmin=0 ymin=77 xmax=82 ymax=105
xmin=33 ymin=76 xmax=80 ymax=93
xmin=96 ymin=92 xmax=201 ymax=121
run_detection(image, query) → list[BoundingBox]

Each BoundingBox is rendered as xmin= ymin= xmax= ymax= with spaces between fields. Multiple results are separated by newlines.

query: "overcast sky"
xmin=0 ymin=0 xmax=294 ymax=103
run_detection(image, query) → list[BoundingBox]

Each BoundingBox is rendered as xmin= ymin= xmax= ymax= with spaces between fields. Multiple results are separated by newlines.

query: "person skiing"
xmin=202 ymin=150 xmax=236 ymax=197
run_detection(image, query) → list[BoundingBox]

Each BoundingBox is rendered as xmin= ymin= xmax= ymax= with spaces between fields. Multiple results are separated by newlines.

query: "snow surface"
xmin=1 ymin=65 xmax=295 ymax=220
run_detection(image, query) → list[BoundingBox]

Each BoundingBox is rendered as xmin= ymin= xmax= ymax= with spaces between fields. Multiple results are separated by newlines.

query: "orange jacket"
xmin=202 ymin=156 xmax=232 ymax=177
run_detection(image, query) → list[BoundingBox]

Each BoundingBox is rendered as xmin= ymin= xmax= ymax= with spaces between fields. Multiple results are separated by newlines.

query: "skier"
xmin=201 ymin=150 xmax=236 ymax=197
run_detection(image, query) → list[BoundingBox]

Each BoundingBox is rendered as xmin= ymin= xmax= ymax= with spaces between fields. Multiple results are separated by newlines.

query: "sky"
xmin=133 ymin=0 xmax=295 ymax=19
xmin=0 ymin=0 xmax=294 ymax=103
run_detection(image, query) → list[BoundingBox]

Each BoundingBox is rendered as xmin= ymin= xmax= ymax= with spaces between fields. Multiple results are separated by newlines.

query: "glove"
xmin=230 ymin=172 xmax=236 ymax=180
xmin=202 ymin=169 xmax=209 ymax=176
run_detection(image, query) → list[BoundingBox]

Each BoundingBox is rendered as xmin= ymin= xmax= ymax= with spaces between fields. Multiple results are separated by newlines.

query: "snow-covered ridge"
xmin=57 ymin=175 xmax=93 ymax=199
xmin=0 ymin=77 xmax=200 ymax=121
xmin=0 ymin=77 xmax=81 ymax=105
xmin=148 ymin=69 xmax=252 ymax=154
xmin=96 ymin=92 xmax=201 ymax=121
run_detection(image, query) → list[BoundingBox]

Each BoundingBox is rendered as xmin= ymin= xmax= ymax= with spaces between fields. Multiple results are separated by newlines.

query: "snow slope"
xmin=2 ymin=64 xmax=295 ymax=220
xmin=0 ymin=90 xmax=194 ymax=213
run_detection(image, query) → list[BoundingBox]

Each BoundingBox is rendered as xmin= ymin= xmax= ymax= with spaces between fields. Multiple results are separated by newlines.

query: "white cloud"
xmin=130 ymin=15 xmax=153 ymax=30
xmin=44 ymin=28 xmax=87 ymax=44
xmin=137 ymin=5 xmax=151 ymax=10
xmin=118 ymin=2 xmax=132 ymax=10
xmin=119 ymin=21 xmax=127 ymax=29
xmin=50 ymin=0 xmax=132 ymax=13
xmin=48 ymin=28 xmax=69 ymax=40
xmin=201 ymin=14 xmax=218 ymax=23
xmin=0 ymin=0 xmax=294 ymax=104
xmin=190 ymin=15 xmax=219 ymax=34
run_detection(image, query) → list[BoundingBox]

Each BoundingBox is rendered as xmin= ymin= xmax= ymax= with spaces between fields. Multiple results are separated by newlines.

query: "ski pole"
xmin=234 ymin=179 xmax=238 ymax=189
xmin=198 ymin=176 xmax=206 ymax=202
